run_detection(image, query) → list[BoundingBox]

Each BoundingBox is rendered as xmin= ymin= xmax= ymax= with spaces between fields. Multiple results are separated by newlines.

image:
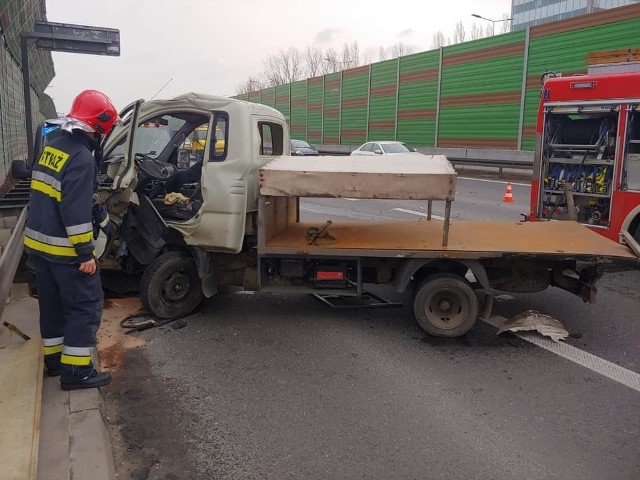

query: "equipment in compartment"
xmin=544 ymin=164 xmax=612 ymax=195
xmin=541 ymin=111 xmax=617 ymax=226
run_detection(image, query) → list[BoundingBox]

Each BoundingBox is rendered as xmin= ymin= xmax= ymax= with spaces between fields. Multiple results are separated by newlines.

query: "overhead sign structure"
xmin=21 ymin=21 xmax=121 ymax=162
xmin=32 ymin=21 xmax=120 ymax=56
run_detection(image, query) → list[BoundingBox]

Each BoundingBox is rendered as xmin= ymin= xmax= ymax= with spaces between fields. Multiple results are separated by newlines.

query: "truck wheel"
xmin=413 ymin=273 xmax=479 ymax=337
xmin=141 ymin=251 xmax=203 ymax=319
xmin=633 ymin=222 xmax=640 ymax=243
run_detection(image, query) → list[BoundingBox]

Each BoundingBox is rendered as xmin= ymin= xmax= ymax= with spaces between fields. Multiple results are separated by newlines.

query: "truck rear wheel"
xmin=413 ymin=273 xmax=479 ymax=337
xmin=141 ymin=251 xmax=203 ymax=319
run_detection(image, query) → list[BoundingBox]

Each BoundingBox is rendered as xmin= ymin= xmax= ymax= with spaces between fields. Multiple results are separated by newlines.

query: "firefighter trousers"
xmin=30 ymin=254 xmax=103 ymax=379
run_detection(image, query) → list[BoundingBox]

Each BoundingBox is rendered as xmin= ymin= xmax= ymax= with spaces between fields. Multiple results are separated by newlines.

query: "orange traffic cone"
xmin=503 ymin=182 xmax=514 ymax=203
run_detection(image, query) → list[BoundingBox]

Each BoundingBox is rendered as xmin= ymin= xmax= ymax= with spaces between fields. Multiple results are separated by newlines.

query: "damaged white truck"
xmin=82 ymin=93 xmax=638 ymax=337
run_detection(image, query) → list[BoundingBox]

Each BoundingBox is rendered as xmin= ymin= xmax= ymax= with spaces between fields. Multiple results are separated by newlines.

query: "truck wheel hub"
xmin=163 ymin=272 xmax=190 ymax=301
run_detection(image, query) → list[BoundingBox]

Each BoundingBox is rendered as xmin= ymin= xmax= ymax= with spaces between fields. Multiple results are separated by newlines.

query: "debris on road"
xmin=497 ymin=310 xmax=569 ymax=342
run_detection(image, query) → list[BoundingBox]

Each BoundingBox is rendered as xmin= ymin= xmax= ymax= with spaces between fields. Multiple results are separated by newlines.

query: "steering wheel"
xmin=134 ymin=153 xmax=176 ymax=180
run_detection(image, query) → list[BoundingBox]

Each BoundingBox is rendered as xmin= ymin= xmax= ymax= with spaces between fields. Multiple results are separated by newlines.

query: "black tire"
xmin=140 ymin=251 xmax=203 ymax=319
xmin=413 ymin=273 xmax=479 ymax=338
xmin=633 ymin=222 xmax=640 ymax=244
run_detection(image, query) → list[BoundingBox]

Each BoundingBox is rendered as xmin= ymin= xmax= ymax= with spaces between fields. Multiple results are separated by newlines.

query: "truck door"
xmin=619 ymin=104 xmax=640 ymax=245
xmin=106 ymin=99 xmax=144 ymax=190
xmin=181 ymin=113 xmax=287 ymax=253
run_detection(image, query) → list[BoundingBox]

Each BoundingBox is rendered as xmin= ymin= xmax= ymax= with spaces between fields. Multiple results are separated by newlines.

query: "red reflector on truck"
xmin=316 ymin=270 xmax=344 ymax=280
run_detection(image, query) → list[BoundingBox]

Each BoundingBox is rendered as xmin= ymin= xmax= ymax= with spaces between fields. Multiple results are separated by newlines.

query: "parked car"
xmin=350 ymin=141 xmax=417 ymax=156
xmin=291 ymin=139 xmax=319 ymax=156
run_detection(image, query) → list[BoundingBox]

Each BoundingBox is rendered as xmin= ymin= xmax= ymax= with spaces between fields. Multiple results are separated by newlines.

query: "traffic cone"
xmin=503 ymin=182 xmax=514 ymax=203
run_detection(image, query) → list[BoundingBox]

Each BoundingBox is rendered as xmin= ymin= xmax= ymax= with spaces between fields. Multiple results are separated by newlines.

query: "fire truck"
xmin=529 ymin=68 xmax=640 ymax=256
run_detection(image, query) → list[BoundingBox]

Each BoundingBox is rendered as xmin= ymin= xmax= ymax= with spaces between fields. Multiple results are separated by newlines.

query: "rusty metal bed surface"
xmin=261 ymin=219 xmax=638 ymax=262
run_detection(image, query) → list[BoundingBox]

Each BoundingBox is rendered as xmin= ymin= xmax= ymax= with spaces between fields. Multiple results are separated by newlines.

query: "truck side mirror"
xmin=176 ymin=149 xmax=190 ymax=169
xmin=11 ymin=159 xmax=30 ymax=180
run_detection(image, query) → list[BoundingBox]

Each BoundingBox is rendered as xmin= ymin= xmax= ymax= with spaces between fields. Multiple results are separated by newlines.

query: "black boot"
xmin=60 ymin=369 xmax=112 ymax=391
xmin=44 ymin=352 xmax=61 ymax=377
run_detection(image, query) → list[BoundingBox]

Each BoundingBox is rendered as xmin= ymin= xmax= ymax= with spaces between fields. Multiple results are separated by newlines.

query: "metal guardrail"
xmin=314 ymin=145 xmax=534 ymax=175
xmin=0 ymin=206 xmax=27 ymax=321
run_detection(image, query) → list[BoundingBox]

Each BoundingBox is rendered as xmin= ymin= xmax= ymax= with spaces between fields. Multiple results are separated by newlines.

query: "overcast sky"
xmin=45 ymin=0 xmax=512 ymax=114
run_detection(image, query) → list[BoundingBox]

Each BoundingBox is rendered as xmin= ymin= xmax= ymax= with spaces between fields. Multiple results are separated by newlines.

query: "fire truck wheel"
xmin=141 ymin=251 xmax=203 ymax=319
xmin=633 ymin=222 xmax=640 ymax=243
xmin=413 ymin=273 xmax=479 ymax=338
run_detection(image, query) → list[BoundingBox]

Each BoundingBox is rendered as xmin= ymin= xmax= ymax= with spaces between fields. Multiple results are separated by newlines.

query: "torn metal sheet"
xmin=497 ymin=310 xmax=569 ymax=342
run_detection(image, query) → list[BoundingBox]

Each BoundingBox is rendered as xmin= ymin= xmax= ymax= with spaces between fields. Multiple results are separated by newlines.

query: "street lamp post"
xmin=471 ymin=13 xmax=512 ymax=36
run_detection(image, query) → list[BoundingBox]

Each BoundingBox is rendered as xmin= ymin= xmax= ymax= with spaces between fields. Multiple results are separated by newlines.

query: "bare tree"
xmin=236 ymin=76 xmax=263 ymax=95
xmin=453 ymin=21 xmax=466 ymax=44
xmin=341 ymin=41 xmax=361 ymax=69
xmin=431 ymin=31 xmax=445 ymax=49
xmin=304 ymin=45 xmax=324 ymax=78
xmin=378 ymin=46 xmax=388 ymax=62
xmin=470 ymin=23 xmax=483 ymax=40
xmin=263 ymin=47 xmax=305 ymax=86
xmin=389 ymin=41 xmax=414 ymax=58
xmin=500 ymin=14 xmax=511 ymax=33
xmin=485 ymin=24 xmax=494 ymax=37
xmin=322 ymin=48 xmax=340 ymax=74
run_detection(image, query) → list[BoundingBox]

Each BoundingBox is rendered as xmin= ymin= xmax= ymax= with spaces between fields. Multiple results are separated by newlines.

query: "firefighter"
xmin=24 ymin=90 xmax=118 ymax=390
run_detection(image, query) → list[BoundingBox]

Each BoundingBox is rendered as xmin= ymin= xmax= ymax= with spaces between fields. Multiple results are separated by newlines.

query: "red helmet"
xmin=67 ymin=90 xmax=118 ymax=135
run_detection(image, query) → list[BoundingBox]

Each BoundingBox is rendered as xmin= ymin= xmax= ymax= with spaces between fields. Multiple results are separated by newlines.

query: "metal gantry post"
xmin=20 ymin=35 xmax=34 ymax=165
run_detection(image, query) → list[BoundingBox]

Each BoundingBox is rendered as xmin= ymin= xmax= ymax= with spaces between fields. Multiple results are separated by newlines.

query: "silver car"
xmin=350 ymin=140 xmax=417 ymax=156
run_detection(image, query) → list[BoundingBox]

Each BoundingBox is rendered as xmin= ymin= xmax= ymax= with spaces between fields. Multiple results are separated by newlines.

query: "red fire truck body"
xmin=530 ymin=71 xmax=640 ymax=251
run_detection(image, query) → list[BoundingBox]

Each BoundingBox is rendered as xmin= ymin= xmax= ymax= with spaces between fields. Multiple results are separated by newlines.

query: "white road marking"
xmin=392 ymin=208 xmax=445 ymax=220
xmin=344 ymin=198 xmax=360 ymax=201
xmin=482 ymin=316 xmax=640 ymax=393
xmin=458 ymin=176 xmax=530 ymax=187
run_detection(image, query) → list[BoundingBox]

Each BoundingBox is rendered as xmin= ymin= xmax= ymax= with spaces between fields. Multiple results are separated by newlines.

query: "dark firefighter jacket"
xmin=24 ymin=132 xmax=98 ymax=263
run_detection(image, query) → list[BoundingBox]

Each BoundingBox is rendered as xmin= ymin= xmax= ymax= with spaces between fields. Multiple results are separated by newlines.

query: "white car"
xmin=350 ymin=141 xmax=417 ymax=156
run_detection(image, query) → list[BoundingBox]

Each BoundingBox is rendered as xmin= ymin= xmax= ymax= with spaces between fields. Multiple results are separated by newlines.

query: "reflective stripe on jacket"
xmin=25 ymin=132 xmax=97 ymax=263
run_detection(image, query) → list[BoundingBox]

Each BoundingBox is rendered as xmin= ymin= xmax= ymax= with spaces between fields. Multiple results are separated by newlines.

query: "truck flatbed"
xmin=258 ymin=155 xmax=636 ymax=266
xmin=261 ymin=218 xmax=637 ymax=265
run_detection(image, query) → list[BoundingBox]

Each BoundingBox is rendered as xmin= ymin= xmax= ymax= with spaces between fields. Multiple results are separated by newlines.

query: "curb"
xmin=37 ymin=344 xmax=117 ymax=480
xmin=2 ymin=286 xmax=116 ymax=480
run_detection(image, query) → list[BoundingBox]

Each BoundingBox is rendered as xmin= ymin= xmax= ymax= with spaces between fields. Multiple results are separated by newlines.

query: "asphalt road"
xmin=103 ymin=175 xmax=640 ymax=480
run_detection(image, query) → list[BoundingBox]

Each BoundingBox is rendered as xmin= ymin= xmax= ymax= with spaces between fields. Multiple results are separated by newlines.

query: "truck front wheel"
xmin=413 ymin=273 xmax=479 ymax=337
xmin=141 ymin=251 xmax=204 ymax=319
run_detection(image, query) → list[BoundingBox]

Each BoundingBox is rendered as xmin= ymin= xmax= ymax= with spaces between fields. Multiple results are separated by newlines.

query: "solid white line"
xmin=392 ymin=208 xmax=444 ymax=220
xmin=458 ymin=176 xmax=530 ymax=187
xmin=344 ymin=198 xmax=360 ymax=201
xmin=482 ymin=317 xmax=640 ymax=393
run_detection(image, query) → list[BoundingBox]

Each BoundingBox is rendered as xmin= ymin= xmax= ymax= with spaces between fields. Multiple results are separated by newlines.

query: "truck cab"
xmin=97 ymin=93 xmax=289 ymax=317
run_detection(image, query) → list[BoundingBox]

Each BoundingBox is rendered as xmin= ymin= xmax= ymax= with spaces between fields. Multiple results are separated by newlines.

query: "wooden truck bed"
xmin=258 ymin=155 xmax=637 ymax=265
xmin=260 ymin=218 xmax=637 ymax=263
